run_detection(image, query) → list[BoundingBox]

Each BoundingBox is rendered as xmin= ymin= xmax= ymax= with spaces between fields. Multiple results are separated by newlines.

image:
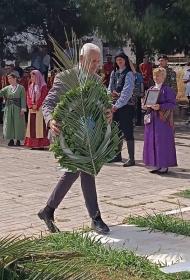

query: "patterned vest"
xmin=113 ymin=69 xmax=137 ymax=106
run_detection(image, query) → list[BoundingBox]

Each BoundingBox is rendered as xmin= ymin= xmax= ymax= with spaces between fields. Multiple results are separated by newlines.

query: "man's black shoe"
xmin=107 ymin=155 xmax=122 ymax=163
xmin=38 ymin=209 xmax=60 ymax=233
xmin=91 ymin=217 xmax=110 ymax=234
xmin=123 ymin=158 xmax=135 ymax=167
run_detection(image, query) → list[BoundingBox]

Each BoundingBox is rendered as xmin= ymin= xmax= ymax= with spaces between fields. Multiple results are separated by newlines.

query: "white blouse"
xmin=154 ymin=83 xmax=163 ymax=90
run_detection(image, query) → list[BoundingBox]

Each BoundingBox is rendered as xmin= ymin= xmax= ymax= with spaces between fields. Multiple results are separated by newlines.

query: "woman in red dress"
xmin=24 ymin=70 xmax=50 ymax=149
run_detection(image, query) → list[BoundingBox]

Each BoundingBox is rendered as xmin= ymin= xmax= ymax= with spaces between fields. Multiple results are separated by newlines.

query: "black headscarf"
xmin=114 ymin=49 xmax=132 ymax=72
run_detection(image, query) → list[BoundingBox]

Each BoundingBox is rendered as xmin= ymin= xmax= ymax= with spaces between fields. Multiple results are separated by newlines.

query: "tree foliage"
xmin=0 ymin=0 xmax=93 ymax=60
xmin=0 ymin=0 xmax=39 ymax=60
xmin=79 ymin=0 xmax=190 ymax=64
xmin=29 ymin=0 xmax=93 ymax=50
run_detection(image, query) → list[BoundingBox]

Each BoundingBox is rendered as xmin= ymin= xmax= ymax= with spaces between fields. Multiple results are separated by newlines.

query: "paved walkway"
xmin=1 ymin=124 xmax=190 ymax=237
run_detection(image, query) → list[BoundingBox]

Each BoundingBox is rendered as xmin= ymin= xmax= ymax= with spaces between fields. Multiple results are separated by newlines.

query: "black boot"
xmin=91 ymin=215 xmax=110 ymax=234
xmin=107 ymin=140 xmax=123 ymax=163
xmin=123 ymin=140 xmax=135 ymax=167
xmin=38 ymin=206 xmax=60 ymax=233
xmin=8 ymin=139 xmax=14 ymax=146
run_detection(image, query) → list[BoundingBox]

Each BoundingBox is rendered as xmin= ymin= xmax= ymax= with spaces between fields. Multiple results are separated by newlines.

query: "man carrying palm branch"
xmin=38 ymin=43 xmax=113 ymax=234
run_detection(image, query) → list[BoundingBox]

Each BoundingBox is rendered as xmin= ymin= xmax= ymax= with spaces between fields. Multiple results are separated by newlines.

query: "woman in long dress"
xmin=142 ymin=67 xmax=177 ymax=174
xmin=0 ymin=71 xmax=26 ymax=146
xmin=24 ymin=70 xmax=50 ymax=149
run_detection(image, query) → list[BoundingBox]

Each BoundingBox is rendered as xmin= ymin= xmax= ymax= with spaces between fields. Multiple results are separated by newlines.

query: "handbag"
xmin=144 ymin=112 xmax=152 ymax=125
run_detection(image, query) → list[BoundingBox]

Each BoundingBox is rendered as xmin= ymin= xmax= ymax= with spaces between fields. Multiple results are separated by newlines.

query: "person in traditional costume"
xmin=0 ymin=71 xmax=26 ymax=146
xmin=0 ymin=65 xmax=12 ymax=124
xmin=102 ymin=54 xmax=114 ymax=87
xmin=142 ymin=67 xmax=177 ymax=174
xmin=108 ymin=50 xmax=136 ymax=167
xmin=139 ymin=53 xmax=152 ymax=91
xmin=27 ymin=66 xmax=35 ymax=88
xmin=24 ymin=70 xmax=50 ymax=149
xmin=20 ymin=69 xmax=30 ymax=91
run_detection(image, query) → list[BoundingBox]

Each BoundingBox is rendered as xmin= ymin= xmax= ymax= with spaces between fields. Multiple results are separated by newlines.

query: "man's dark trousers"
xmin=47 ymin=171 xmax=100 ymax=218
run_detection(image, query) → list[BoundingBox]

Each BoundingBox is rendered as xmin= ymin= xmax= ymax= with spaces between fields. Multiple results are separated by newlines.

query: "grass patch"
xmin=34 ymin=231 xmax=190 ymax=279
xmin=124 ymin=213 xmax=190 ymax=236
xmin=106 ymin=202 xmax=147 ymax=209
xmin=159 ymin=199 xmax=187 ymax=207
xmin=173 ymin=189 xmax=190 ymax=199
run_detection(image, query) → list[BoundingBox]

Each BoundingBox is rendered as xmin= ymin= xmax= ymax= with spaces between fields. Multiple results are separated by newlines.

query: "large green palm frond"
xmin=0 ymin=236 xmax=95 ymax=280
xmin=49 ymin=33 xmax=120 ymax=176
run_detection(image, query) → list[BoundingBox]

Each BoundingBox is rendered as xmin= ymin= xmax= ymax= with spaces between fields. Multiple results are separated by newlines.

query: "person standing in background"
xmin=24 ymin=70 xmax=50 ymax=150
xmin=14 ymin=59 xmax=24 ymax=78
xmin=47 ymin=69 xmax=57 ymax=90
xmin=1 ymin=65 xmax=15 ymax=120
xmin=133 ymin=64 xmax=144 ymax=126
xmin=0 ymin=71 xmax=26 ymax=146
xmin=20 ymin=69 xmax=30 ymax=91
xmin=102 ymin=54 xmax=114 ymax=88
xmin=2 ymin=65 xmax=13 ymax=88
xmin=183 ymin=62 xmax=190 ymax=125
xmin=43 ymin=48 xmax=50 ymax=82
xmin=31 ymin=47 xmax=45 ymax=74
xmin=20 ymin=69 xmax=31 ymax=123
xmin=64 ymin=41 xmax=74 ymax=59
xmin=0 ymin=71 xmax=3 ymax=124
xmin=139 ymin=53 xmax=152 ymax=92
xmin=0 ymin=61 xmax=6 ymax=75
xmin=108 ymin=50 xmax=136 ymax=167
xmin=158 ymin=55 xmax=177 ymax=96
xmin=142 ymin=68 xmax=177 ymax=174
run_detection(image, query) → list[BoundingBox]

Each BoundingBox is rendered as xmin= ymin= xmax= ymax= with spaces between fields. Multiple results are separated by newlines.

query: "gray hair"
xmin=80 ymin=43 xmax=101 ymax=56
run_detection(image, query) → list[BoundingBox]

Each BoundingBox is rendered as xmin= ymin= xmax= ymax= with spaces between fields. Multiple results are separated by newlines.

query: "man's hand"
xmin=151 ymin=104 xmax=160 ymax=111
xmin=49 ymin=119 xmax=61 ymax=136
xmin=112 ymin=105 xmax=117 ymax=113
xmin=111 ymin=91 xmax=120 ymax=97
xmin=104 ymin=109 xmax=113 ymax=124
xmin=32 ymin=104 xmax=37 ymax=110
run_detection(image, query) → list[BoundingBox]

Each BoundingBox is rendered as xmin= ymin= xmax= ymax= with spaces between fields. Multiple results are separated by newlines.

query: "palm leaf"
xmin=49 ymin=32 xmax=120 ymax=176
xmin=0 ymin=236 xmax=95 ymax=280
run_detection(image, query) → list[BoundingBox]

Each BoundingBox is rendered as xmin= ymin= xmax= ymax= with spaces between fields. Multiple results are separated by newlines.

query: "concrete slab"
xmin=165 ymin=207 xmax=190 ymax=215
xmin=160 ymin=261 xmax=190 ymax=273
xmin=85 ymin=224 xmax=190 ymax=271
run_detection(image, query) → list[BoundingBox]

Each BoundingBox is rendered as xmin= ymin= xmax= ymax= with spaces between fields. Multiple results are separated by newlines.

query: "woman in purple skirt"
xmin=142 ymin=67 xmax=177 ymax=174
